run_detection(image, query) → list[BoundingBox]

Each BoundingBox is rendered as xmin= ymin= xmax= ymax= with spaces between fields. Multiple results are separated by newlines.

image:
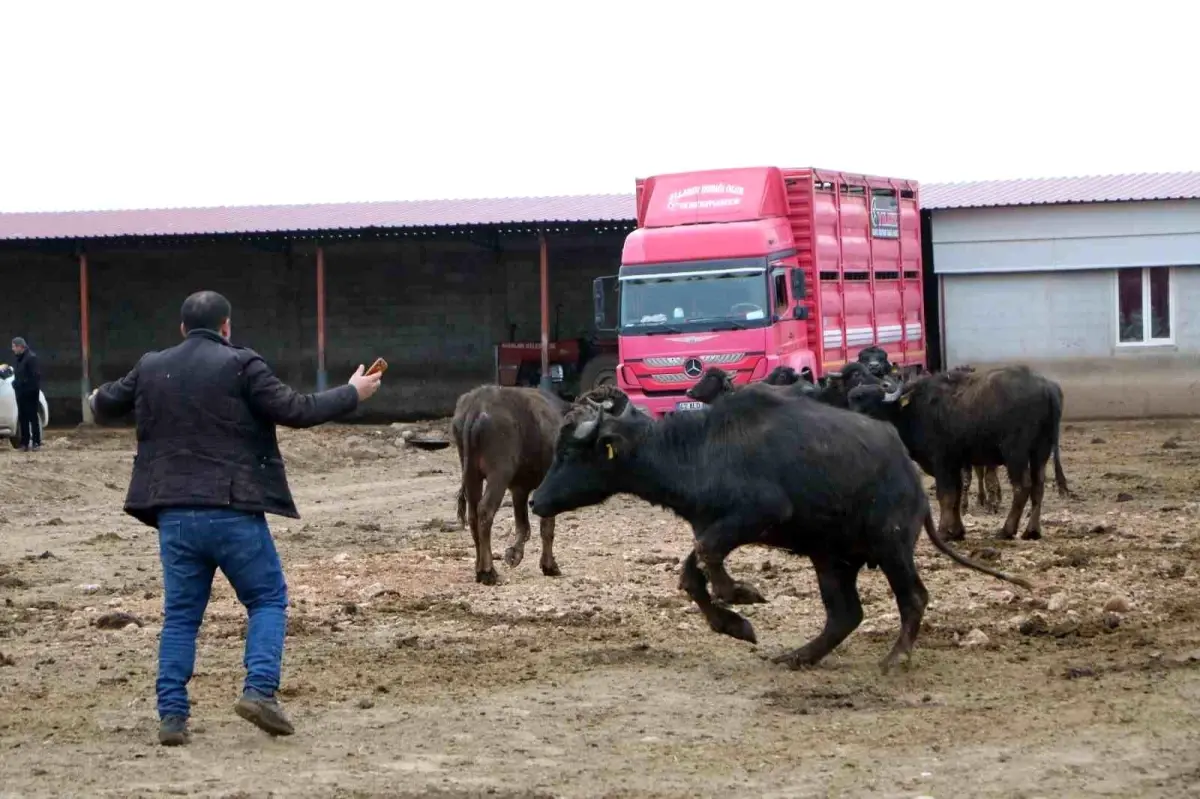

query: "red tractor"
xmin=494 ymin=276 xmax=620 ymax=400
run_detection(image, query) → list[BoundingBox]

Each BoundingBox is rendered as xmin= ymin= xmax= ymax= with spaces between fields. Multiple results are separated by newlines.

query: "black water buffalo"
xmin=962 ymin=465 xmax=1004 ymax=514
xmin=941 ymin=364 xmax=1004 ymax=514
xmin=764 ymin=365 xmax=815 ymax=386
xmin=685 ymin=366 xmax=817 ymax=405
xmin=452 ymin=385 xmax=569 ymax=584
xmin=767 ymin=362 xmax=1004 ymax=515
xmin=886 ymin=363 xmax=1004 ymax=515
xmin=857 ymin=344 xmax=927 ymax=381
xmin=847 ymin=365 xmax=1070 ymax=542
xmin=764 ymin=362 xmax=882 ymax=408
xmin=856 ymin=345 xmax=894 ymax=378
xmin=689 ymin=362 xmax=1003 ymax=517
xmin=763 ymin=366 xmax=797 ymax=385
xmin=529 ymin=386 xmax=1030 ymax=673
xmin=684 ymin=366 xmax=737 ymax=404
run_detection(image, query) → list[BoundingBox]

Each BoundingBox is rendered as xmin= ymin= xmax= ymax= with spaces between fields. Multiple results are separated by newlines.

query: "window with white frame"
xmin=1117 ymin=266 xmax=1172 ymax=345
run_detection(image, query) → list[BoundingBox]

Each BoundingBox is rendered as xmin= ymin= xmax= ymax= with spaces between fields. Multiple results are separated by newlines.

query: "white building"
xmin=924 ymin=172 xmax=1200 ymax=419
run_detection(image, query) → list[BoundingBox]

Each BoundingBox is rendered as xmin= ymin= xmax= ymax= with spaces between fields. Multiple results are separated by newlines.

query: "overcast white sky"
xmin=0 ymin=1 xmax=1193 ymax=212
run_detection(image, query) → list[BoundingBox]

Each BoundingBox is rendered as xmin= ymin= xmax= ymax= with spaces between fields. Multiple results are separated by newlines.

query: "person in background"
xmin=88 ymin=290 xmax=383 ymax=747
xmin=10 ymin=336 xmax=42 ymax=452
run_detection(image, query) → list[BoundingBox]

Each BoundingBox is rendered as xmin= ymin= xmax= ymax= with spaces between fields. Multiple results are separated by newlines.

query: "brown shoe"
xmin=158 ymin=715 xmax=190 ymax=746
xmin=234 ymin=692 xmax=295 ymax=736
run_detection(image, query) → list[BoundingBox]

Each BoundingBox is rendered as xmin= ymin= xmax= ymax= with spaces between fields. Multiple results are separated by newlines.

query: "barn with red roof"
xmin=2 ymin=169 xmax=1198 ymax=423
xmin=0 ymin=196 xmax=638 ymax=423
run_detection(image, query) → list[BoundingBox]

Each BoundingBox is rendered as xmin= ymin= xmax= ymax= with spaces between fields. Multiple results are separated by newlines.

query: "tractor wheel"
xmin=579 ymin=353 xmax=618 ymax=393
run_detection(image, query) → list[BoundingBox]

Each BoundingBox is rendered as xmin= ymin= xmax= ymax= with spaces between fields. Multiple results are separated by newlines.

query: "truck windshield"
xmin=618 ymin=265 xmax=769 ymax=333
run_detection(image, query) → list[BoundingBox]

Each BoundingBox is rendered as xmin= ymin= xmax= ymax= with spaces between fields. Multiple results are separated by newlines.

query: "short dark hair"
xmin=181 ymin=291 xmax=232 ymax=332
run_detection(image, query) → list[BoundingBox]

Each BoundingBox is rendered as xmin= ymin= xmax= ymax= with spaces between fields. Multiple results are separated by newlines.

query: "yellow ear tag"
xmin=899 ymin=394 xmax=911 ymax=407
xmin=606 ymin=443 xmax=615 ymax=460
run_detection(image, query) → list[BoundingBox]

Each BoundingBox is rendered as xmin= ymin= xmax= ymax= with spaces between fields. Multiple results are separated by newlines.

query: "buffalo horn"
xmin=573 ymin=415 xmax=600 ymax=440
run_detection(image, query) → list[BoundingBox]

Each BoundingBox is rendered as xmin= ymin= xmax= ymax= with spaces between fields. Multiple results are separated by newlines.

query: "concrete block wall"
xmin=313 ymin=232 xmax=622 ymax=419
xmin=941 ymin=266 xmax=1200 ymax=419
xmin=88 ymin=241 xmax=310 ymax=386
xmin=0 ymin=228 xmax=626 ymax=425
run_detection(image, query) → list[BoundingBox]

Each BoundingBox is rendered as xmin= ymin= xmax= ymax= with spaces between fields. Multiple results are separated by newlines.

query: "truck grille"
xmin=643 ymin=352 xmax=745 ymax=368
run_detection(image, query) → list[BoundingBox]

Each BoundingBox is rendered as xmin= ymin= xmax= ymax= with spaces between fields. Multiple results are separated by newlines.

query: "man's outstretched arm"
xmin=242 ymin=355 xmax=363 ymax=429
xmin=90 ymin=357 xmax=144 ymax=422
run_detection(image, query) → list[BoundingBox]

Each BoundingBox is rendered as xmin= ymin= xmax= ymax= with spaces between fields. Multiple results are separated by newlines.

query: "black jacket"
xmin=91 ymin=329 xmax=359 ymax=527
xmin=13 ymin=349 xmax=40 ymax=397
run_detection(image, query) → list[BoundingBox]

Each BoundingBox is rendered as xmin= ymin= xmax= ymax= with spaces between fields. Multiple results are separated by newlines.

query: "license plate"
xmin=675 ymin=401 xmax=705 ymax=412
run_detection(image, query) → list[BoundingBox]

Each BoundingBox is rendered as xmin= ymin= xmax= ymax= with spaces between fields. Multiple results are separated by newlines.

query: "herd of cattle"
xmin=449 ymin=347 xmax=1070 ymax=673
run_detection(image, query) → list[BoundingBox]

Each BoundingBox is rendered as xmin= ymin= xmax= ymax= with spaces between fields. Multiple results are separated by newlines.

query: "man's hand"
xmin=348 ymin=365 xmax=382 ymax=401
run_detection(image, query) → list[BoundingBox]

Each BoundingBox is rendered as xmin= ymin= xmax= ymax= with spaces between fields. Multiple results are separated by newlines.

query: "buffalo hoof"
xmin=879 ymin=651 xmax=913 ymax=675
xmin=476 ymin=569 xmax=498 ymax=586
xmin=712 ymin=612 xmax=757 ymax=644
xmin=1021 ymin=528 xmax=1043 ymax=541
xmin=503 ymin=546 xmax=525 ymax=568
xmin=541 ymin=561 xmax=562 ymax=578
xmin=771 ymin=647 xmax=824 ymax=670
xmin=996 ymin=528 xmax=1018 ymax=541
xmin=720 ymin=581 xmax=768 ymax=605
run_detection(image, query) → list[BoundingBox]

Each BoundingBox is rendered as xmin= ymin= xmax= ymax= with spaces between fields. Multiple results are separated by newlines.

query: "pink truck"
xmin=598 ymin=166 xmax=927 ymax=417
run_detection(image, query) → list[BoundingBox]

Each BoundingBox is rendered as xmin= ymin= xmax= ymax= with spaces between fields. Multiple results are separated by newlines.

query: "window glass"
xmin=1149 ymin=268 xmax=1171 ymax=340
xmin=1117 ymin=268 xmax=1144 ymax=343
xmin=773 ymin=271 xmax=789 ymax=314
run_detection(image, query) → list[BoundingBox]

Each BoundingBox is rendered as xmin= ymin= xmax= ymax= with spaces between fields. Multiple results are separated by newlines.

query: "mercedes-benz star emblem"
xmin=683 ymin=358 xmax=703 ymax=378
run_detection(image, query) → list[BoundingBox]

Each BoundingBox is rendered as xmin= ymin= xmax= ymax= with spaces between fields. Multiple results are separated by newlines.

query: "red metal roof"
xmin=921 ymin=171 xmax=1200 ymax=210
xmin=3 ymin=171 xmax=1199 ymax=241
xmin=0 ymin=194 xmax=638 ymax=241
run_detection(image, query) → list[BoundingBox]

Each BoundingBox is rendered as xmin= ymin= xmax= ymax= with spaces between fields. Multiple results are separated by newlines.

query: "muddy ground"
xmin=2 ymin=418 xmax=1200 ymax=798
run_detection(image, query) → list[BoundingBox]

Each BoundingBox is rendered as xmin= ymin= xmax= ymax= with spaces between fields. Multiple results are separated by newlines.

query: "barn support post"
xmin=538 ymin=229 xmax=552 ymax=392
xmin=79 ymin=249 xmax=93 ymax=424
xmin=316 ymin=244 xmax=328 ymax=392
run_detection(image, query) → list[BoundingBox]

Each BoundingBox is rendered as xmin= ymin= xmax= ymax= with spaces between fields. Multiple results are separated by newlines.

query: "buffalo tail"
xmin=922 ymin=505 xmax=1033 ymax=590
xmin=1048 ymin=388 xmax=1070 ymax=497
xmin=1052 ymin=442 xmax=1069 ymax=497
xmin=454 ymin=410 xmax=490 ymax=527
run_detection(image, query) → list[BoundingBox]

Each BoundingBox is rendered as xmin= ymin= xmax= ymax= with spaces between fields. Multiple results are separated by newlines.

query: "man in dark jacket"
xmin=10 ymin=336 xmax=42 ymax=452
xmin=89 ymin=290 xmax=382 ymax=747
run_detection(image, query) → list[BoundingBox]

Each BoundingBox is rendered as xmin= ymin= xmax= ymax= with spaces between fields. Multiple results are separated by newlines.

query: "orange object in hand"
xmin=365 ymin=358 xmax=388 ymax=377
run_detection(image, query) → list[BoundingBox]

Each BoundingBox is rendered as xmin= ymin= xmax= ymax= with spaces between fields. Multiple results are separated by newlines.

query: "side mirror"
xmin=593 ymin=278 xmax=605 ymax=327
xmin=593 ymin=275 xmax=618 ymax=331
xmin=792 ymin=305 xmax=808 ymax=320
xmin=790 ymin=270 xmax=806 ymax=300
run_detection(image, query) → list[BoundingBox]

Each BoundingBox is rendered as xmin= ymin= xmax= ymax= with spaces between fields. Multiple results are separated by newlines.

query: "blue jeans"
xmin=156 ymin=507 xmax=289 ymax=719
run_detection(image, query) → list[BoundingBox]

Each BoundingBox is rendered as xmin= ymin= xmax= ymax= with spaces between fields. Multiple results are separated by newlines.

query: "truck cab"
xmin=599 ymin=166 xmax=925 ymax=417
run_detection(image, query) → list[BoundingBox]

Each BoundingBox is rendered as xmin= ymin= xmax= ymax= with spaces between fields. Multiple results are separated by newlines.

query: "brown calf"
xmin=452 ymin=385 xmax=568 ymax=584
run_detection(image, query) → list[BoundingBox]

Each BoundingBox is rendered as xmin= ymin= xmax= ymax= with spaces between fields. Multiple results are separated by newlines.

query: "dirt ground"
xmin=2 ymin=417 xmax=1200 ymax=799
